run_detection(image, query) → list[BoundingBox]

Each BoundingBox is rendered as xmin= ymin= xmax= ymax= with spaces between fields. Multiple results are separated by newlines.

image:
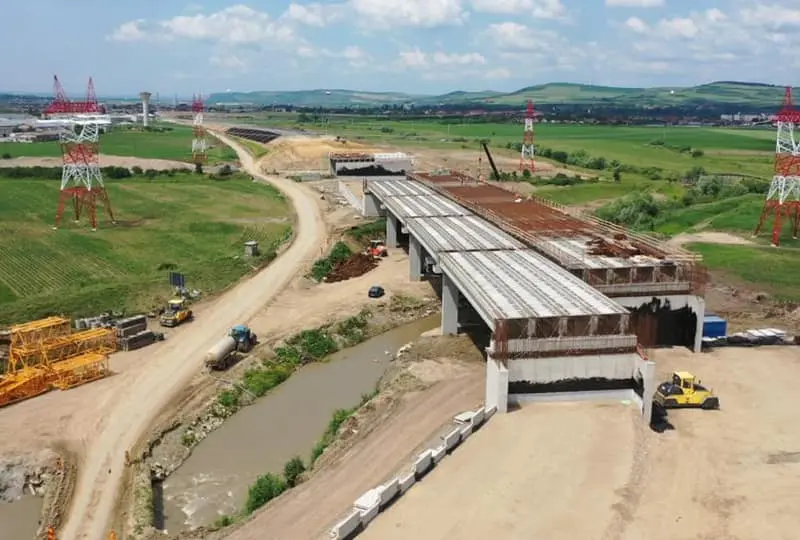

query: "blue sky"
xmin=2 ymin=0 xmax=800 ymax=97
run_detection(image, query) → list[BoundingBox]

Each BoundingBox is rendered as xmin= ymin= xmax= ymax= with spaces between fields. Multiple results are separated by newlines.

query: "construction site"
xmin=1 ymin=81 xmax=800 ymax=540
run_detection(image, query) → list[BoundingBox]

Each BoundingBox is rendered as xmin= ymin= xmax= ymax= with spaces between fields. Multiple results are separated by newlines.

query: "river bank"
xmin=120 ymin=293 xmax=439 ymax=539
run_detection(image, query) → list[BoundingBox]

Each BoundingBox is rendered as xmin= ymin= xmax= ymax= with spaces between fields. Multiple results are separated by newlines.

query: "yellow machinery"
xmin=159 ymin=298 xmax=193 ymax=328
xmin=0 ymin=316 xmax=114 ymax=408
xmin=654 ymin=371 xmax=720 ymax=410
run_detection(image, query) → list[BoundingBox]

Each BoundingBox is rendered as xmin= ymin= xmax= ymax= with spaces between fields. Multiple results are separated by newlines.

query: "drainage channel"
xmin=160 ymin=315 xmax=440 ymax=533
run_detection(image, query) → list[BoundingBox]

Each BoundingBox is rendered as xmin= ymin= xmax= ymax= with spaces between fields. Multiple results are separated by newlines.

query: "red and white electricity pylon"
xmin=47 ymin=76 xmax=115 ymax=231
xmin=191 ymin=94 xmax=208 ymax=165
xmin=753 ymin=87 xmax=800 ymax=246
xmin=520 ymin=99 xmax=536 ymax=172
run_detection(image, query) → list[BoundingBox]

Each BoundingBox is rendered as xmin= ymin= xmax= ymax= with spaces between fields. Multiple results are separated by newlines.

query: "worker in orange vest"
xmin=46 ymin=526 xmax=56 ymax=540
xmin=109 ymin=531 xmax=117 ymax=540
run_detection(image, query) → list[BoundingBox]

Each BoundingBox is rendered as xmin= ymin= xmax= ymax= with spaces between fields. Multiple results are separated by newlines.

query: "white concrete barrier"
xmin=329 ymin=404 xmax=496 ymax=539
xmin=379 ymin=478 xmax=400 ymax=508
xmin=359 ymin=502 xmax=380 ymax=527
xmin=431 ymin=444 xmax=446 ymax=464
xmin=329 ymin=509 xmax=362 ymax=539
xmin=443 ymin=427 xmax=462 ymax=451
xmin=486 ymin=405 xmax=498 ymax=419
xmin=399 ymin=471 xmax=415 ymax=493
xmin=414 ymin=449 xmax=433 ymax=479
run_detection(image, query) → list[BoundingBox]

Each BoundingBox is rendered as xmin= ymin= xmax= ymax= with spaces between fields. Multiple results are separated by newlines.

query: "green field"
xmin=0 ymin=172 xmax=291 ymax=324
xmin=0 ymin=125 xmax=238 ymax=164
xmin=689 ymin=243 xmax=800 ymax=302
xmin=229 ymin=135 xmax=270 ymax=158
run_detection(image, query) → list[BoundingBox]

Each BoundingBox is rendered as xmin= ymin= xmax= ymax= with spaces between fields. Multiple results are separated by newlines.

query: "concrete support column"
xmin=640 ymin=360 xmax=657 ymax=423
xmin=385 ymin=215 xmax=398 ymax=248
xmin=409 ymin=236 xmax=423 ymax=281
xmin=441 ymin=273 xmax=459 ymax=335
xmin=688 ymin=295 xmax=706 ymax=353
xmin=363 ymin=193 xmax=381 ymax=217
xmin=485 ymin=356 xmax=509 ymax=414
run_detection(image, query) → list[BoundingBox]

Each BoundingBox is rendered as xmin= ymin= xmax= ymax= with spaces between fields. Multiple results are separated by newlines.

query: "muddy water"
xmin=162 ymin=315 xmax=439 ymax=532
xmin=0 ymin=496 xmax=43 ymax=540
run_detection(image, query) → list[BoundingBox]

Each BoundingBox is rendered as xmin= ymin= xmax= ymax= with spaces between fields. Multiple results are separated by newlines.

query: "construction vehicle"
xmin=159 ymin=298 xmax=193 ymax=328
xmin=205 ymin=325 xmax=258 ymax=370
xmin=366 ymin=240 xmax=388 ymax=259
xmin=481 ymin=141 xmax=501 ymax=181
xmin=653 ymin=371 xmax=720 ymax=410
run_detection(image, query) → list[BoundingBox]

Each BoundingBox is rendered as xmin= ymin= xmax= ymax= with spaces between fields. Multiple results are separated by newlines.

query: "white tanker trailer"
xmin=205 ymin=325 xmax=258 ymax=370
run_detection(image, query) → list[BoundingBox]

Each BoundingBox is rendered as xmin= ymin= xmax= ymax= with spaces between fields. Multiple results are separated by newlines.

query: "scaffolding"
xmin=9 ymin=328 xmax=116 ymax=372
xmin=1 ymin=316 xmax=114 ymax=408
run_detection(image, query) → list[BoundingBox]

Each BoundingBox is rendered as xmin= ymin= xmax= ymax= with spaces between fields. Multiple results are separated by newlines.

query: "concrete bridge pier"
xmin=409 ymin=236 xmax=423 ymax=281
xmin=386 ymin=216 xmax=399 ymax=248
xmin=364 ymin=193 xmax=381 ymax=217
xmin=441 ymin=273 xmax=460 ymax=335
xmin=485 ymin=357 xmax=509 ymax=414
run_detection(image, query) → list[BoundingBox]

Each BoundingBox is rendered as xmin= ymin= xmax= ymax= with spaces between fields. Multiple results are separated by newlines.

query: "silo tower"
xmin=139 ymin=91 xmax=152 ymax=127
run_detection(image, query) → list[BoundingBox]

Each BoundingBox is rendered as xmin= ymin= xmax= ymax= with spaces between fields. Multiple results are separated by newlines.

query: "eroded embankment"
xmin=0 ymin=446 xmax=78 ymax=540
xmin=119 ymin=294 xmax=439 ymax=539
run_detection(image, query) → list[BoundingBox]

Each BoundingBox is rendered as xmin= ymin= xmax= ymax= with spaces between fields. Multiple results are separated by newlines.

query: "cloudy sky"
xmin=2 ymin=0 xmax=800 ymax=96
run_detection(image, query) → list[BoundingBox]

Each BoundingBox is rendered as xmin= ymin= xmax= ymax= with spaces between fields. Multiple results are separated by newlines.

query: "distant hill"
xmin=207 ymin=82 xmax=794 ymax=109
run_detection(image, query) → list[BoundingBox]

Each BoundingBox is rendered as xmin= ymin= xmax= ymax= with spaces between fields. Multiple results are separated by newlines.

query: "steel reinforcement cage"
xmin=408 ymin=171 xmax=707 ymax=295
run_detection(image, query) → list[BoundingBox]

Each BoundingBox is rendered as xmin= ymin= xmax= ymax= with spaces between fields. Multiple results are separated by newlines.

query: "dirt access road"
xmin=363 ymin=345 xmax=800 ymax=540
xmin=221 ymin=339 xmax=485 ymax=540
xmin=57 ymin=132 xmax=327 ymax=540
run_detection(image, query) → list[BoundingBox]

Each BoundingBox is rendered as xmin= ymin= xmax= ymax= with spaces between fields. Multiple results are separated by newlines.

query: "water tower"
xmin=139 ymin=91 xmax=152 ymax=127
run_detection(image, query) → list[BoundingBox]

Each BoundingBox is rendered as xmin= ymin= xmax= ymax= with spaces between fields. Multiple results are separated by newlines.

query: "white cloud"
xmin=349 ymin=0 xmax=468 ymax=28
xmin=471 ymin=0 xmax=566 ymax=19
xmin=295 ymin=45 xmax=372 ymax=68
xmin=282 ymin=3 xmax=342 ymax=27
xmin=605 ymin=0 xmax=663 ymax=7
xmin=481 ymin=22 xmax=552 ymax=51
xmin=625 ymin=16 xmax=648 ymax=33
xmin=160 ymin=5 xmax=295 ymax=44
xmin=210 ymin=54 xmax=249 ymax=72
xmin=108 ymin=20 xmax=148 ymax=42
xmin=398 ymin=48 xmax=486 ymax=69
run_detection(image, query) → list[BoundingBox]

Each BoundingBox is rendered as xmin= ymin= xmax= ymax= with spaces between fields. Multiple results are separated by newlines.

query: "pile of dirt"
xmin=325 ymin=253 xmax=378 ymax=283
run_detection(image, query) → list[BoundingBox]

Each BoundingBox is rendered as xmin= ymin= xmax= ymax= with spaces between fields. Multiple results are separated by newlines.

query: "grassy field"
xmin=689 ymin=243 xmax=800 ymax=302
xmin=0 ymin=172 xmax=291 ymax=325
xmin=243 ymin=113 xmax=775 ymax=179
xmin=229 ymin=135 xmax=270 ymax=158
xmin=0 ymin=124 xmax=238 ymax=164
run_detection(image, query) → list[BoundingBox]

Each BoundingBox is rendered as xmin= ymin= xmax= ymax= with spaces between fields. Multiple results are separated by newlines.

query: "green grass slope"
xmin=0 ymin=125 xmax=237 ymax=164
xmin=0 ymin=173 xmax=291 ymax=324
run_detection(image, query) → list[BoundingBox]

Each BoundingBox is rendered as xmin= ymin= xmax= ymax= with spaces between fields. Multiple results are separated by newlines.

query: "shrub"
xmin=289 ymin=329 xmax=338 ymax=361
xmin=131 ymin=165 xmax=143 ymax=175
xmin=595 ymin=192 xmax=667 ymax=229
xmin=242 ymin=365 xmax=291 ymax=397
xmin=214 ymin=515 xmax=234 ymax=528
xmin=217 ymin=389 xmax=240 ymax=410
xmin=245 ymin=473 xmax=287 ymax=514
xmin=283 ymin=456 xmax=306 ymax=488
xmin=1 ymin=153 xmax=11 ymax=159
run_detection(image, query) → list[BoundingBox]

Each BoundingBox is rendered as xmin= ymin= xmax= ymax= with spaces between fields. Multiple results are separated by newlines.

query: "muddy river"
xmin=0 ymin=495 xmax=43 ymax=540
xmin=161 ymin=315 xmax=439 ymax=532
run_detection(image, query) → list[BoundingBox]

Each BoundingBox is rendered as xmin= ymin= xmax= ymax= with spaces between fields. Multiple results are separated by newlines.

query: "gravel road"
xmin=58 ymin=131 xmax=326 ymax=540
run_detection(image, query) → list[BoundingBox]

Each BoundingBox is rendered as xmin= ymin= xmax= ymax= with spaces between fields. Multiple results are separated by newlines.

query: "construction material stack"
xmin=0 ymin=316 xmax=116 ymax=408
xmin=120 ymin=330 xmax=157 ymax=352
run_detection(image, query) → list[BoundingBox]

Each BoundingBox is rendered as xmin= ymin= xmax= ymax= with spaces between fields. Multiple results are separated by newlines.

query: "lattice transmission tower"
xmin=46 ymin=76 xmax=115 ymax=231
xmin=520 ymin=99 xmax=535 ymax=172
xmin=753 ymin=87 xmax=800 ymax=246
xmin=192 ymin=94 xmax=208 ymax=165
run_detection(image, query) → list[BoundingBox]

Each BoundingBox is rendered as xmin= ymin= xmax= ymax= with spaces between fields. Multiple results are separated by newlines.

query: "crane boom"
xmin=481 ymin=142 xmax=501 ymax=180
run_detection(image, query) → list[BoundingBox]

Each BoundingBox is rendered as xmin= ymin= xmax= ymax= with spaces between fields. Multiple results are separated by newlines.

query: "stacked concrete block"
xmin=115 ymin=315 xmax=147 ymax=338
xmin=120 ymin=330 xmax=156 ymax=352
